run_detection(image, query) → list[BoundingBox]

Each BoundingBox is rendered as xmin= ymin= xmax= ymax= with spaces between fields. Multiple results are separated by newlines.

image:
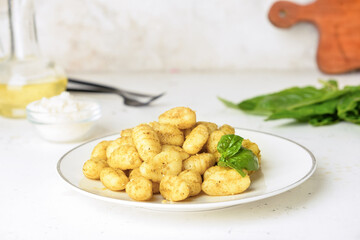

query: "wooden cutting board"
xmin=268 ymin=0 xmax=360 ymax=74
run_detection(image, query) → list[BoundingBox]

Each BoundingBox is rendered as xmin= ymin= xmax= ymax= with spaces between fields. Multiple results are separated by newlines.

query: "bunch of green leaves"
xmin=217 ymin=134 xmax=259 ymax=177
xmin=219 ymin=80 xmax=360 ymax=126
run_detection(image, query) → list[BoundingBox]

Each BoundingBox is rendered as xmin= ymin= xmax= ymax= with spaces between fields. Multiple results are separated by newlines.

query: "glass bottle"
xmin=0 ymin=0 xmax=67 ymax=118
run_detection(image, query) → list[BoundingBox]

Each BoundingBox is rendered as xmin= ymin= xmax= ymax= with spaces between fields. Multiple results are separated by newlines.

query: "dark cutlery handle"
xmin=67 ymin=78 xmax=154 ymax=97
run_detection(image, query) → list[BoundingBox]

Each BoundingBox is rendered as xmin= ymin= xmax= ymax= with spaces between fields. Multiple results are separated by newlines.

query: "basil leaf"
xmin=308 ymin=114 xmax=340 ymax=126
xmin=267 ymin=98 xmax=341 ymax=126
xmin=218 ymin=80 xmax=360 ymax=126
xmin=236 ymin=86 xmax=331 ymax=115
xmin=217 ymin=134 xmax=259 ymax=178
xmin=217 ymin=96 xmax=240 ymax=109
xmin=337 ymin=89 xmax=360 ymax=124
xmin=218 ymin=158 xmax=247 ymax=177
xmin=319 ymin=79 xmax=338 ymax=91
xmin=228 ymin=147 xmax=259 ymax=172
xmin=217 ymin=134 xmax=243 ymax=158
xmin=219 ymin=80 xmax=343 ymax=115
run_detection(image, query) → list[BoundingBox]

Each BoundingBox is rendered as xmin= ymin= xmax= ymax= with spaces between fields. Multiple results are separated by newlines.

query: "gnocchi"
xmin=139 ymin=150 xmax=183 ymax=183
xmin=82 ymin=158 xmax=108 ymax=180
xmin=197 ymin=121 xmax=218 ymax=133
xmin=100 ymin=167 xmax=129 ymax=191
xmin=158 ymin=107 xmax=196 ymax=129
xmin=202 ymin=166 xmax=251 ymax=196
xmin=182 ymin=124 xmax=209 ymax=154
xmin=120 ymin=128 xmax=132 ymax=137
xmin=206 ymin=130 xmax=226 ymax=153
xmin=108 ymin=145 xmax=142 ymax=170
xmin=82 ymin=106 xmax=261 ymax=202
xmin=219 ymin=124 xmax=235 ymax=135
xmin=106 ymin=136 xmax=134 ymax=159
xmin=161 ymin=145 xmax=190 ymax=160
xmin=160 ymin=175 xmax=190 ymax=201
xmin=183 ymin=153 xmax=216 ymax=175
xmin=178 ymin=170 xmax=202 ymax=197
xmin=91 ymin=140 xmax=111 ymax=161
xmin=132 ymin=124 xmax=161 ymax=162
xmin=126 ymin=176 xmax=153 ymax=201
xmin=149 ymin=122 xmax=184 ymax=146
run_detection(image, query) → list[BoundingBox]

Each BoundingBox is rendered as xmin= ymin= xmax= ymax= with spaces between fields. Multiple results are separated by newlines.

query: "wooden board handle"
xmin=269 ymin=0 xmax=360 ymax=74
xmin=268 ymin=1 xmax=305 ymax=28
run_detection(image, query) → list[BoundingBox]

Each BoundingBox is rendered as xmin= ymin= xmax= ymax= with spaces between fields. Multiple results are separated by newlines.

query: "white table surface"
xmin=1 ymin=70 xmax=360 ymax=240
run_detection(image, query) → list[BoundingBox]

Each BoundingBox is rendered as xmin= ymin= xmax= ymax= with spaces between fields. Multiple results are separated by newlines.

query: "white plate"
xmin=57 ymin=128 xmax=316 ymax=212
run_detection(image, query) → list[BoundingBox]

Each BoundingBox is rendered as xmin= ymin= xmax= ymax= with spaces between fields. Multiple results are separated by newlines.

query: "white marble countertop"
xmin=1 ymin=70 xmax=360 ymax=239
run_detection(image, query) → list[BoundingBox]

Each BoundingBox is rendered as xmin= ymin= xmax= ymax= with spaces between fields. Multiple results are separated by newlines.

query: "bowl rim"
xmin=26 ymin=99 xmax=102 ymax=124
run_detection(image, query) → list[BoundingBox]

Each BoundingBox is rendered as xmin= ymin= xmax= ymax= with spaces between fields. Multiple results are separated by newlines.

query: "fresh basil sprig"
xmin=218 ymin=80 xmax=360 ymax=126
xmin=217 ymin=134 xmax=243 ymax=158
xmin=217 ymin=134 xmax=259 ymax=177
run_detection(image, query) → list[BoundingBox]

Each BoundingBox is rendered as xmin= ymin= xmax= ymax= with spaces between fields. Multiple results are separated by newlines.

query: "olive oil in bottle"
xmin=0 ymin=76 xmax=67 ymax=118
xmin=0 ymin=0 xmax=67 ymax=118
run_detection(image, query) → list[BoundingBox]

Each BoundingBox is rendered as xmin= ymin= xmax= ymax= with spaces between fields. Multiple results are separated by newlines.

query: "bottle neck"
xmin=9 ymin=0 xmax=40 ymax=60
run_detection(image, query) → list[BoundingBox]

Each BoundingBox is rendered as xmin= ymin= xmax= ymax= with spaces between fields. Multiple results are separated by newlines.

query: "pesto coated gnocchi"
xmin=82 ymin=107 xmax=261 ymax=202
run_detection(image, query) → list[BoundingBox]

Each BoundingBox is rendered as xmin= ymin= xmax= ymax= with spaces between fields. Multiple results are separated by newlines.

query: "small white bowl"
xmin=26 ymin=99 xmax=101 ymax=143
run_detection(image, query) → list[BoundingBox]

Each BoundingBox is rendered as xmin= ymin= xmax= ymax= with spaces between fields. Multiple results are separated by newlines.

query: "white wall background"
xmin=34 ymin=0 xmax=317 ymax=72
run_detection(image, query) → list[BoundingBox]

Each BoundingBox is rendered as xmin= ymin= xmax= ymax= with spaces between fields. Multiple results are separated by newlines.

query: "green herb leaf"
xmin=319 ymin=79 xmax=339 ymax=91
xmin=308 ymin=114 xmax=340 ymax=126
xmin=219 ymin=80 xmax=344 ymax=115
xmin=266 ymin=98 xmax=341 ymax=126
xmin=230 ymin=148 xmax=259 ymax=171
xmin=237 ymin=86 xmax=326 ymax=115
xmin=218 ymin=158 xmax=247 ymax=177
xmin=218 ymin=80 xmax=360 ymax=126
xmin=337 ymin=88 xmax=360 ymax=124
xmin=217 ymin=96 xmax=240 ymax=109
xmin=217 ymin=134 xmax=243 ymax=158
xmin=237 ymin=84 xmax=346 ymax=115
xmin=217 ymin=135 xmax=259 ymax=177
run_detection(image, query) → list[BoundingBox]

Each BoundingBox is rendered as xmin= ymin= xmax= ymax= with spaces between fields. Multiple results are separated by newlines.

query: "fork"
xmin=66 ymin=78 xmax=165 ymax=106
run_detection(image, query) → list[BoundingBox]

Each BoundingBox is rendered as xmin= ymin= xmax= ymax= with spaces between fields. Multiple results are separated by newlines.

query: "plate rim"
xmin=56 ymin=128 xmax=317 ymax=211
